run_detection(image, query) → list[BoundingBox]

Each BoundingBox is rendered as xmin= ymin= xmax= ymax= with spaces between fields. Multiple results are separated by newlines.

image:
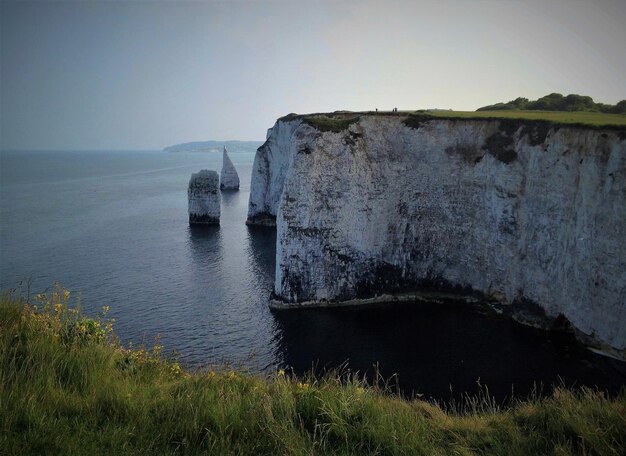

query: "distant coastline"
xmin=163 ymin=140 xmax=263 ymax=153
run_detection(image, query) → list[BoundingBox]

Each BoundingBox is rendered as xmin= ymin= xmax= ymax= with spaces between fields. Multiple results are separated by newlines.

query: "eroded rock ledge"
xmin=248 ymin=112 xmax=626 ymax=359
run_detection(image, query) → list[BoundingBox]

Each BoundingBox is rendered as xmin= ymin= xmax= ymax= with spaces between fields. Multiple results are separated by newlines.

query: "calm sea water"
xmin=1 ymin=149 xmax=624 ymax=401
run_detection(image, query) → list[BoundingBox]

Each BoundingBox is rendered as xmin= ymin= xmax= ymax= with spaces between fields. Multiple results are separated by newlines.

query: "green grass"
xmin=279 ymin=110 xmax=626 ymax=132
xmin=302 ymin=116 xmax=361 ymax=133
xmin=2 ymin=288 xmax=625 ymax=455
xmin=279 ymin=112 xmax=361 ymax=133
xmin=421 ymin=110 xmax=626 ymax=127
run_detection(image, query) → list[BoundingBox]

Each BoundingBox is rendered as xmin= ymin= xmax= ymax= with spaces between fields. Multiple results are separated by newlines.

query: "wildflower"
xmin=63 ymin=289 xmax=71 ymax=301
xmin=207 ymin=371 xmax=216 ymax=379
xmin=277 ymin=369 xmax=285 ymax=377
xmin=355 ymin=387 xmax=365 ymax=395
xmin=296 ymin=382 xmax=310 ymax=390
xmin=102 ymin=305 xmax=110 ymax=315
xmin=170 ymin=363 xmax=183 ymax=376
xmin=228 ymin=371 xmax=237 ymax=379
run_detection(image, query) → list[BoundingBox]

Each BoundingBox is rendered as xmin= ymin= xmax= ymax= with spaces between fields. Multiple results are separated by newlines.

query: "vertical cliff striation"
xmin=247 ymin=113 xmax=626 ymax=357
xmin=246 ymin=119 xmax=303 ymax=225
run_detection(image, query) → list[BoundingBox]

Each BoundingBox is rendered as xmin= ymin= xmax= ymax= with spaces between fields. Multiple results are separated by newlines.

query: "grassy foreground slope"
xmin=1 ymin=289 xmax=625 ymax=455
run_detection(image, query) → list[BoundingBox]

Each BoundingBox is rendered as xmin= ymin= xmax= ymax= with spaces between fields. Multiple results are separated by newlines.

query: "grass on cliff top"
xmin=422 ymin=109 xmax=626 ymax=127
xmin=2 ymin=287 xmax=626 ymax=455
xmin=281 ymin=109 xmax=626 ymax=132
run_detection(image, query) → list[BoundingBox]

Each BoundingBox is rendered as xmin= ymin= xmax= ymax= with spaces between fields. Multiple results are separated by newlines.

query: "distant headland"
xmin=163 ymin=140 xmax=262 ymax=153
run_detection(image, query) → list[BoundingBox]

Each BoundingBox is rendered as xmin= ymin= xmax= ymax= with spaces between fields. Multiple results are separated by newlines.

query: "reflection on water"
xmin=188 ymin=225 xmax=222 ymax=271
xmin=272 ymin=301 xmax=626 ymax=400
xmin=246 ymin=226 xmax=277 ymax=281
xmin=1 ymin=150 xmax=624 ymax=402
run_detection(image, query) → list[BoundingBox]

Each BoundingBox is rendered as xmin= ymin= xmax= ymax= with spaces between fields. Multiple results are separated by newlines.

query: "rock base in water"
xmin=189 ymin=213 xmax=220 ymax=224
xmin=188 ymin=169 xmax=220 ymax=225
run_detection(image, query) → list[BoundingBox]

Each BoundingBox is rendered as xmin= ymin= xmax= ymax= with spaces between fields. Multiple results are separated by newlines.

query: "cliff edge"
xmin=247 ymin=112 xmax=626 ymax=358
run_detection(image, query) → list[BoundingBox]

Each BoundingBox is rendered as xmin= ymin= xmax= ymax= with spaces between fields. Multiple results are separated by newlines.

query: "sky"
xmin=1 ymin=0 xmax=625 ymax=151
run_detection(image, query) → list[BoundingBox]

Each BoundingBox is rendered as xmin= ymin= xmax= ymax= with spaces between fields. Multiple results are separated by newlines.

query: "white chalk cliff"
xmin=220 ymin=146 xmax=240 ymax=190
xmin=247 ymin=119 xmax=303 ymax=225
xmin=188 ymin=169 xmax=220 ymax=224
xmin=247 ymin=113 xmax=626 ymax=358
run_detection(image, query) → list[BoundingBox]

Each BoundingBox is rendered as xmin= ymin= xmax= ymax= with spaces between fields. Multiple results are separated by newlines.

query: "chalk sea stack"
xmin=220 ymin=146 xmax=240 ymax=190
xmin=248 ymin=112 xmax=626 ymax=359
xmin=188 ymin=169 xmax=220 ymax=224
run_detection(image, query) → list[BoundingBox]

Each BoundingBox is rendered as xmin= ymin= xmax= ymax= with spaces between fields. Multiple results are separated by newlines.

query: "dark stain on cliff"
xmin=351 ymin=263 xmax=490 ymax=302
xmin=246 ymin=211 xmax=276 ymax=226
xmin=498 ymin=211 xmax=518 ymax=235
xmin=520 ymin=122 xmax=554 ymax=146
xmin=280 ymin=274 xmax=305 ymax=303
xmin=354 ymin=263 xmax=408 ymax=299
xmin=289 ymin=226 xmax=331 ymax=237
xmin=324 ymin=246 xmax=354 ymax=265
xmin=483 ymin=120 xmax=519 ymax=164
xmin=397 ymin=201 xmax=409 ymax=217
xmin=445 ymin=144 xmax=485 ymax=165
xmin=402 ymin=114 xmax=432 ymax=130
xmin=344 ymin=130 xmax=363 ymax=146
xmin=298 ymin=144 xmax=313 ymax=155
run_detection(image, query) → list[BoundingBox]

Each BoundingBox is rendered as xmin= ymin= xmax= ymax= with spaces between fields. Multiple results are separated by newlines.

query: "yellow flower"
xmin=277 ymin=369 xmax=285 ymax=377
xmin=170 ymin=363 xmax=183 ymax=376
xmin=102 ymin=305 xmax=110 ymax=314
xmin=207 ymin=371 xmax=216 ymax=379
xmin=355 ymin=387 xmax=365 ymax=395
xmin=228 ymin=371 xmax=237 ymax=379
xmin=296 ymin=382 xmax=310 ymax=390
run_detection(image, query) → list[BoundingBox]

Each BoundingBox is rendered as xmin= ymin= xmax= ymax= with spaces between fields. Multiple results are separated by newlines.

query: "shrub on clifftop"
xmin=478 ymin=92 xmax=626 ymax=113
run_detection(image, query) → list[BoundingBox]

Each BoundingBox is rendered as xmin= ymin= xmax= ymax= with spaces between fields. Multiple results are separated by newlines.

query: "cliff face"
xmin=247 ymin=120 xmax=303 ymax=225
xmin=248 ymin=114 xmax=626 ymax=356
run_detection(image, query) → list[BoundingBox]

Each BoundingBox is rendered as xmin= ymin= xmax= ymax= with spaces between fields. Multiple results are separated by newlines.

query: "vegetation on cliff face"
xmin=477 ymin=93 xmax=626 ymax=114
xmin=2 ymin=288 xmax=624 ymax=455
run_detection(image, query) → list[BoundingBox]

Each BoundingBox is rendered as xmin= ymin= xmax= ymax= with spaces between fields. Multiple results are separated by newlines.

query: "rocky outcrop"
xmin=188 ymin=170 xmax=220 ymax=224
xmin=248 ymin=113 xmax=626 ymax=358
xmin=220 ymin=147 xmax=240 ymax=190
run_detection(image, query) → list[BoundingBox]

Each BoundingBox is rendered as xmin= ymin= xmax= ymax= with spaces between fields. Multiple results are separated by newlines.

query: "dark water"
xmin=1 ymin=150 xmax=624 ymax=402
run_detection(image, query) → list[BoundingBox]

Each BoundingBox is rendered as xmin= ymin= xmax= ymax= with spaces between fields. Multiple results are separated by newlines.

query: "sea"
xmin=1 ymin=147 xmax=624 ymax=402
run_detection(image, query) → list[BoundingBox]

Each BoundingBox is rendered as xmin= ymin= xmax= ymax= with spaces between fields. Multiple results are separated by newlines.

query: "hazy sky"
xmin=1 ymin=0 xmax=625 ymax=150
